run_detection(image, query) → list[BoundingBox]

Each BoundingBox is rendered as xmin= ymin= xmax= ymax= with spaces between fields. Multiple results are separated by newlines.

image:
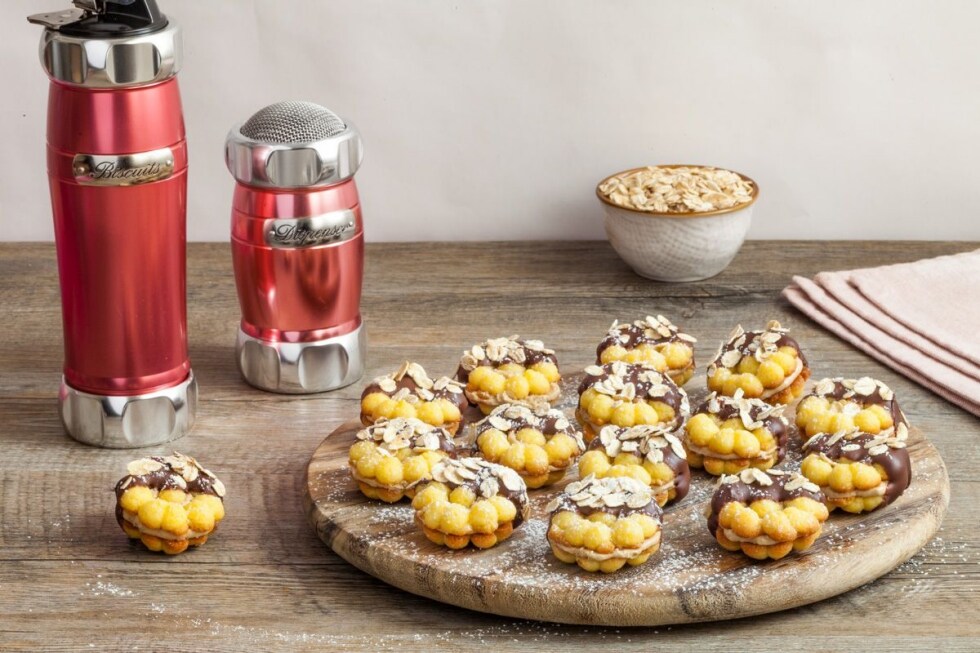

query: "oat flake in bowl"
xmin=597 ymin=165 xmax=759 ymax=282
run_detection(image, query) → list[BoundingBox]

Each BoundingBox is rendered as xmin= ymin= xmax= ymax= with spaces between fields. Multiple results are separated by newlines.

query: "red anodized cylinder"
xmin=230 ymin=180 xmax=364 ymax=343
xmin=46 ymin=78 xmax=190 ymax=395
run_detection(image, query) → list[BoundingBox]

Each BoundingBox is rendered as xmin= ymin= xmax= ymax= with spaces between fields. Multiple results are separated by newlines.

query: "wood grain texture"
xmin=306 ymin=371 xmax=949 ymax=626
xmin=1 ymin=241 xmax=978 ymax=651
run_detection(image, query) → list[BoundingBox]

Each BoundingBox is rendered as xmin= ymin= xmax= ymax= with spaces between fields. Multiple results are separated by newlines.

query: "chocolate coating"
xmin=114 ymin=454 xmax=223 ymax=530
xmin=596 ymin=316 xmax=696 ymax=363
xmin=361 ymin=363 xmax=467 ymax=417
xmin=474 ymin=404 xmax=579 ymax=439
xmin=356 ymin=418 xmax=457 ymax=456
xmin=803 ymin=431 xmax=912 ymax=508
xmin=455 ymin=337 xmax=558 ymax=384
xmin=429 ymin=459 xmax=530 ymax=527
xmin=549 ymin=477 xmax=664 ymax=521
xmin=710 ymin=322 xmax=809 ymax=371
xmin=706 ymin=470 xmax=825 ymax=537
xmin=578 ymin=362 xmax=689 ymax=424
xmin=586 ymin=426 xmax=691 ymax=504
xmin=804 ymin=378 xmax=907 ymax=433
xmin=695 ymin=393 xmax=790 ymax=463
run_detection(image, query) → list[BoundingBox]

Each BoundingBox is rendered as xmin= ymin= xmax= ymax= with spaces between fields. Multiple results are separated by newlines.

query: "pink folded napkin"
xmin=783 ymin=249 xmax=980 ymax=417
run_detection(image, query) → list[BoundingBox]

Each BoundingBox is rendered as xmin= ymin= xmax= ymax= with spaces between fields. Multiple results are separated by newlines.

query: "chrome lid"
xmin=59 ymin=371 xmax=197 ymax=449
xmin=29 ymin=1 xmax=181 ymax=88
xmin=226 ymin=101 xmax=364 ymax=189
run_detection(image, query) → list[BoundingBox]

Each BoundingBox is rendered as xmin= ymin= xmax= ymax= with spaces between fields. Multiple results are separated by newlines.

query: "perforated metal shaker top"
xmin=239 ymin=101 xmax=347 ymax=144
xmin=227 ymin=100 xmax=362 ymax=187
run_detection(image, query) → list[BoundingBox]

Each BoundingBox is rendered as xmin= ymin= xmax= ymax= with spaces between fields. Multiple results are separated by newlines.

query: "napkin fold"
xmin=782 ymin=249 xmax=980 ymax=417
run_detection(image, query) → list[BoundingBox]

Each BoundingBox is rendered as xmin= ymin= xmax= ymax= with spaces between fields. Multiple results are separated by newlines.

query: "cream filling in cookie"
xmin=649 ymin=480 xmax=675 ymax=497
xmin=577 ymin=407 xmax=678 ymax=432
xmin=350 ymin=467 xmax=425 ymax=492
xmin=529 ymin=460 xmax=576 ymax=476
xmin=823 ymin=484 xmax=887 ymax=500
xmin=122 ymin=511 xmax=211 ymax=542
xmin=687 ymin=442 xmax=778 ymax=462
xmin=466 ymin=384 xmax=561 ymax=408
xmin=414 ymin=512 xmax=512 ymax=537
xmin=666 ymin=360 xmax=695 ymax=374
xmin=552 ymin=530 xmax=662 ymax=562
xmin=760 ymin=358 xmax=804 ymax=400
xmin=719 ymin=528 xmax=781 ymax=547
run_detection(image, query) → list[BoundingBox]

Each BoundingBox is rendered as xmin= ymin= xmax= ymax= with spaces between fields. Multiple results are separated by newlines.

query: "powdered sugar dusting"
xmin=309 ymin=371 xmax=948 ymax=624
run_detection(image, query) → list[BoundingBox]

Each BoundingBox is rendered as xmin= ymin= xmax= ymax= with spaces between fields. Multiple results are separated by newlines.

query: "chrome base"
xmin=236 ymin=325 xmax=366 ymax=394
xmin=59 ymin=371 xmax=197 ymax=449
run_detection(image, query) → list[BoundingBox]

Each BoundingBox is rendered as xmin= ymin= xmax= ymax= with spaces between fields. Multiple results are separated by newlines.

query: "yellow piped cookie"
xmin=360 ymin=361 xmax=466 ymax=434
xmin=576 ymin=361 xmax=689 ymax=443
xmin=115 ymin=453 xmax=226 ymax=555
xmin=456 ymin=336 xmax=561 ymax=414
xmin=596 ymin=315 xmax=697 ymax=386
xmin=412 ymin=457 xmax=530 ymax=550
xmin=706 ymin=320 xmax=810 ymax=405
xmin=547 ymin=475 xmax=663 ymax=573
xmin=707 ymin=468 xmax=829 ymax=560
xmin=796 ymin=376 xmax=908 ymax=439
xmin=474 ymin=404 xmax=585 ymax=489
xmin=349 ymin=418 xmax=456 ymax=503
xmin=801 ymin=430 xmax=911 ymax=514
xmin=683 ymin=390 xmax=790 ymax=476
xmin=577 ymin=424 xmax=691 ymax=507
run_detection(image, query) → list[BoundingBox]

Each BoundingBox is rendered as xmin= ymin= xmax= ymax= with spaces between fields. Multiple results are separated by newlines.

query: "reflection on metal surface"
xmin=73 ymin=148 xmax=174 ymax=186
xmin=59 ymin=372 xmax=197 ymax=448
xmin=265 ymin=209 xmax=357 ymax=248
xmin=236 ymin=326 xmax=365 ymax=394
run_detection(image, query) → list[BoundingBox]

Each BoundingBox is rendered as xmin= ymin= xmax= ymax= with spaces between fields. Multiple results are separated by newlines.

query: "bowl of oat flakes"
xmin=596 ymin=165 xmax=758 ymax=282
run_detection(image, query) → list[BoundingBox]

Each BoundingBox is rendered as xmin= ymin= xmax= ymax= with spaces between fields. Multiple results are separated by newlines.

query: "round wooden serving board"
xmin=305 ymin=375 xmax=949 ymax=626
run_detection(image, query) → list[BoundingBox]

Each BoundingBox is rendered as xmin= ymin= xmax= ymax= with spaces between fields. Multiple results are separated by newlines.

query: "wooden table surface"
xmin=1 ymin=241 xmax=978 ymax=652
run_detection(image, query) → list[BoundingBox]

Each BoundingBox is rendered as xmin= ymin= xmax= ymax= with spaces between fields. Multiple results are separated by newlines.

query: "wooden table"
xmin=1 ymin=241 xmax=977 ymax=652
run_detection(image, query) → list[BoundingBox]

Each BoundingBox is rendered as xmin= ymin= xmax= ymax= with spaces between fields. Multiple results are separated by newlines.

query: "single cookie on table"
xmin=795 ymin=377 xmax=908 ymax=439
xmin=577 ymin=424 xmax=691 ymax=507
xmin=683 ymin=390 xmax=790 ymax=476
xmin=473 ymin=404 xmax=585 ymax=489
xmin=576 ymin=361 xmax=689 ymax=443
xmin=411 ymin=457 xmax=530 ymax=549
xmin=801 ymin=430 xmax=911 ymax=514
xmin=360 ymin=361 xmax=466 ymax=435
xmin=349 ymin=418 xmax=457 ymax=503
xmin=115 ymin=453 xmax=226 ymax=555
xmin=596 ymin=315 xmax=697 ymax=386
xmin=706 ymin=320 xmax=810 ymax=405
xmin=546 ymin=475 xmax=663 ymax=573
xmin=456 ymin=336 xmax=561 ymax=414
xmin=707 ymin=468 xmax=829 ymax=560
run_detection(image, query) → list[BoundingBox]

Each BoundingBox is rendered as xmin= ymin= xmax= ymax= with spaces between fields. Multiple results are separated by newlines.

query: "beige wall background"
xmin=3 ymin=0 xmax=979 ymax=242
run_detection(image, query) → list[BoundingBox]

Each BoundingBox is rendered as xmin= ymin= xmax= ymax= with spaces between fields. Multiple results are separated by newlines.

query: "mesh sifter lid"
xmin=240 ymin=101 xmax=347 ymax=144
xmin=226 ymin=100 xmax=362 ymax=189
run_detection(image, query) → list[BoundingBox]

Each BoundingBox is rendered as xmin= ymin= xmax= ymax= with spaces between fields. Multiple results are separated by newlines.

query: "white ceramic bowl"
xmin=597 ymin=166 xmax=758 ymax=282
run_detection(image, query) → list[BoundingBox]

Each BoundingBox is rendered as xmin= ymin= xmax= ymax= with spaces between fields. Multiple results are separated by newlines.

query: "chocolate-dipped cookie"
xmin=683 ymin=390 xmax=790 ymax=476
xmin=474 ymin=404 xmax=585 ymax=489
xmin=596 ymin=315 xmax=697 ymax=386
xmin=360 ymin=362 xmax=466 ymax=434
xmin=577 ymin=424 xmax=691 ymax=507
xmin=707 ymin=468 xmax=829 ymax=560
xmin=349 ymin=418 xmax=457 ymax=503
xmin=115 ymin=453 xmax=226 ymax=555
xmin=576 ymin=361 xmax=690 ymax=443
xmin=546 ymin=476 xmax=663 ymax=573
xmin=411 ymin=457 xmax=530 ymax=549
xmin=456 ymin=336 xmax=561 ymax=414
xmin=796 ymin=377 xmax=908 ymax=439
xmin=801 ymin=430 xmax=911 ymax=513
xmin=707 ymin=320 xmax=810 ymax=405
